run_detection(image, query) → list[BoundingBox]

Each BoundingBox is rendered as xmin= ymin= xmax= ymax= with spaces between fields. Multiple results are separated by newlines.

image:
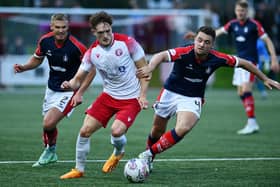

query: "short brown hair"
xmin=89 ymin=11 xmax=113 ymax=29
xmin=197 ymin=26 xmax=216 ymax=41
xmin=236 ymin=0 xmax=248 ymax=8
xmin=51 ymin=14 xmax=69 ymax=24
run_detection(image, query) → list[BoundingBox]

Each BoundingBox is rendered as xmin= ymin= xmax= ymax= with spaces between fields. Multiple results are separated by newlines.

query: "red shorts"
xmin=86 ymin=92 xmax=141 ymax=128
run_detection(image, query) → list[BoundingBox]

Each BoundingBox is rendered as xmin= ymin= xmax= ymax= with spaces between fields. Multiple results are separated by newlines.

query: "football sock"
xmin=146 ymin=134 xmax=159 ymax=150
xmin=150 ymin=128 xmax=182 ymax=155
xmin=43 ymin=128 xmax=58 ymax=147
xmin=76 ymin=134 xmax=90 ymax=172
xmin=111 ymin=135 xmax=127 ymax=156
xmin=240 ymin=92 xmax=255 ymax=118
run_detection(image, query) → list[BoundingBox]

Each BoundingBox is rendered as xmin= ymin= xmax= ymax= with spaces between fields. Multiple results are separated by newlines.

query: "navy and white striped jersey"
xmin=34 ymin=32 xmax=87 ymax=91
xmin=222 ymin=18 xmax=266 ymax=63
xmin=164 ymin=45 xmax=237 ymax=98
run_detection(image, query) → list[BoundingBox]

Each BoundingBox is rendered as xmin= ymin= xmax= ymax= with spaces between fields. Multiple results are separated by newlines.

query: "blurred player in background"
xmin=137 ymin=26 xmax=280 ymax=173
xmin=60 ymin=11 xmax=150 ymax=179
xmin=256 ymin=38 xmax=270 ymax=99
xmin=13 ymin=14 xmax=93 ymax=167
xmin=185 ymin=0 xmax=279 ymax=135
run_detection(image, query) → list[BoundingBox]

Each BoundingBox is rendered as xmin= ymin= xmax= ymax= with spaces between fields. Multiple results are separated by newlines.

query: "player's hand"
xmin=264 ymin=78 xmax=280 ymax=90
xmin=14 ymin=64 xmax=25 ymax=73
xmin=71 ymin=93 xmax=83 ymax=107
xmin=270 ymin=60 xmax=280 ymax=73
xmin=61 ymin=81 xmax=73 ymax=90
xmin=138 ymin=97 xmax=149 ymax=110
xmin=184 ymin=31 xmax=196 ymax=40
xmin=136 ymin=66 xmax=152 ymax=81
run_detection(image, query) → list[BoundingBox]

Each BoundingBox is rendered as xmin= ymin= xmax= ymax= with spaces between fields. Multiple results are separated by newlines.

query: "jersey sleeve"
xmin=223 ymin=20 xmax=234 ymax=34
xmin=126 ymin=37 xmax=145 ymax=61
xmin=80 ymin=49 xmax=94 ymax=72
xmin=168 ymin=46 xmax=193 ymax=62
xmin=33 ymin=39 xmax=45 ymax=59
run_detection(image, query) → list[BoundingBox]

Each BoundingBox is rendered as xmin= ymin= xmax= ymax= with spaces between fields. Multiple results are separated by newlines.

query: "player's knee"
xmin=111 ymin=128 xmax=125 ymax=137
xmin=79 ymin=127 xmax=92 ymax=137
xmin=43 ymin=118 xmax=57 ymax=129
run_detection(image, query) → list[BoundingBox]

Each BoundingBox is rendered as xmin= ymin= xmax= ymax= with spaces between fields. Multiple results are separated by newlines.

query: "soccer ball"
xmin=124 ymin=158 xmax=149 ymax=183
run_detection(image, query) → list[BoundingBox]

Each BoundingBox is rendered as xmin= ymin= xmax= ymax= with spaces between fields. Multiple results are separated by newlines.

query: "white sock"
xmin=111 ymin=135 xmax=127 ymax=156
xmin=248 ymin=118 xmax=258 ymax=125
xmin=75 ymin=134 xmax=90 ymax=172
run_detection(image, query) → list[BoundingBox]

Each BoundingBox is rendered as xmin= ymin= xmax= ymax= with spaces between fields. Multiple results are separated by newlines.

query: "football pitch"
xmin=0 ymin=87 xmax=280 ymax=187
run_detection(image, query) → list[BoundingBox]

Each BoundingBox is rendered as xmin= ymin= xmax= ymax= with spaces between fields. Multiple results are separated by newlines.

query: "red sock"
xmin=146 ymin=134 xmax=159 ymax=150
xmin=43 ymin=128 xmax=58 ymax=147
xmin=241 ymin=92 xmax=255 ymax=118
xmin=150 ymin=129 xmax=182 ymax=155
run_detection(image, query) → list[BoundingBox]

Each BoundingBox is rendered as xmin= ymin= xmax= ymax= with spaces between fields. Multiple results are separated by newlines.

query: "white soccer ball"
xmin=124 ymin=158 xmax=149 ymax=183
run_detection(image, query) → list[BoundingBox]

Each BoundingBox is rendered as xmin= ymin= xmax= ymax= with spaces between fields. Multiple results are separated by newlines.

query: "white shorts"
xmin=153 ymin=89 xmax=202 ymax=119
xmin=232 ymin=67 xmax=255 ymax=86
xmin=42 ymin=87 xmax=75 ymax=117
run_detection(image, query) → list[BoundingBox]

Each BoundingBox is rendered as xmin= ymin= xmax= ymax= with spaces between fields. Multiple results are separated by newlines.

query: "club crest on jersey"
xmin=63 ymin=54 xmax=68 ymax=62
xmin=115 ymin=48 xmax=123 ymax=56
xmin=206 ymin=67 xmax=211 ymax=74
xmin=244 ymin=27 xmax=248 ymax=33
xmin=46 ymin=50 xmax=52 ymax=56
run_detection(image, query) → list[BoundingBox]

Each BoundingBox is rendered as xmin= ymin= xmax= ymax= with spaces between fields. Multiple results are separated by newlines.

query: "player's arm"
xmin=136 ymin=51 xmax=168 ymax=80
xmin=135 ymin=57 xmax=150 ymax=109
xmin=261 ymin=36 xmax=280 ymax=73
xmin=61 ymin=67 xmax=90 ymax=91
xmin=71 ymin=66 xmax=96 ymax=107
xmin=215 ymin=27 xmax=226 ymax=37
xmin=14 ymin=56 xmax=44 ymax=73
xmin=237 ymin=57 xmax=280 ymax=90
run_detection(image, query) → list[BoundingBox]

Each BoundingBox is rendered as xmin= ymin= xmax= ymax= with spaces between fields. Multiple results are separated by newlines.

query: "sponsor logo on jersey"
xmin=236 ymin=36 xmax=246 ymax=42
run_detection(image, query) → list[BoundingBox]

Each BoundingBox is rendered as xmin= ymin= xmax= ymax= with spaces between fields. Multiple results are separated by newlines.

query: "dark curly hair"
xmin=89 ymin=11 xmax=113 ymax=29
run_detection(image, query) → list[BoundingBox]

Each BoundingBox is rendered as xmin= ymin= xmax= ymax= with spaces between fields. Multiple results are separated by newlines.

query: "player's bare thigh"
xmin=80 ymin=114 xmax=103 ymax=137
xmin=175 ymin=111 xmax=199 ymax=137
xmin=43 ymin=107 xmax=65 ymax=129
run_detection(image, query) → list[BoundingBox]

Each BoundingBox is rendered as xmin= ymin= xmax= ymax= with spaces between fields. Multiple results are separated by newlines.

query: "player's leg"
xmin=33 ymin=89 xmax=75 ymax=167
xmin=233 ymin=68 xmax=259 ymax=135
xmin=102 ymin=120 xmax=127 ymax=173
xmin=60 ymin=114 xmax=103 ymax=179
xmin=140 ymin=111 xmax=199 ymax=172
xmin=139 ymin=92 xmax=201 ymax=171
xmin=103 ymin=97 xmax=141 ymax=173
xmin=147 ymin=115 xmax=168 ymax=150
xmin=237 ymin=82 xmax=259 ymax=135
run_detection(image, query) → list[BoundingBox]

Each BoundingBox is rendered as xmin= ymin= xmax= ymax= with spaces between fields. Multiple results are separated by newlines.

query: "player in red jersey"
xmin=13 ymin=14 xmax=94 ymax=167
xmin=136 ymin=26 xmax=280 ymax=173
xmin=60 ymin=11 xmax=150 ymax=179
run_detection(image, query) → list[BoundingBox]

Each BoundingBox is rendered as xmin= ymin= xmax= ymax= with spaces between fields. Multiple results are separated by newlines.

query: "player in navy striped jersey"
xmin=185 ymin=1 xmax=279 ymax=135
xmin=13 ymin=14 xmax=94 ymax=167
xmin=137 ymin=26 xmax=280 ymax=173
xmin=215 ymin=0 xmax=279 ymax=135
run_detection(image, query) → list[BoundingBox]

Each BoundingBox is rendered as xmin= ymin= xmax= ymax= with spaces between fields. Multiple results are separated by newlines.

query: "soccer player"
xmin=59 ymin=11 xmax=150 ymax=179
xmin=185 ymin=0 xmax=279 ymax=135
xmin=13 ymin=14 xmax=93 ymax=167
xmin=136 ymin=26 xmax=280 ymax=172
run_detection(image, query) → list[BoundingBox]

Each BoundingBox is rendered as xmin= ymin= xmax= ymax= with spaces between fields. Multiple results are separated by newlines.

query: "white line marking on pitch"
xmin=1 ymin=157 xmax=280 ymax=164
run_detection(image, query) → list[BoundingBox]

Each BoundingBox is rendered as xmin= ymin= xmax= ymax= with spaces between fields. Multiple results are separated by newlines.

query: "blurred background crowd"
xmin=0 ymin=0 xmax=279 ymax=55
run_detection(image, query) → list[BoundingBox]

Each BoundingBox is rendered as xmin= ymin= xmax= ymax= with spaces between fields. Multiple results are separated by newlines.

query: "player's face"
xmin=194 ymin=32 xmax=213 ymax=57
xmin=93 ymin=22 xmax=113 ymax=47
xmin=51 ymin=20 xmax=69 ymax=42
xmin=235 ymin=5 xmax=248 ymax=21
